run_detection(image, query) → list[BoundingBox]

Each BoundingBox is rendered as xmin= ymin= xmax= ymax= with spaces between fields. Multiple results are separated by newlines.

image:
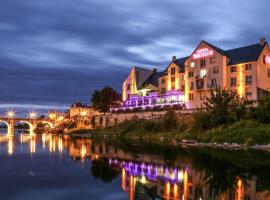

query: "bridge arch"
xmin=40 ymin=121 xmax=53 ymax=128
xmin=16 ymin=121 xmax=35 ymax=135
xmin=0 ymin=120 xmax=10 ymax=129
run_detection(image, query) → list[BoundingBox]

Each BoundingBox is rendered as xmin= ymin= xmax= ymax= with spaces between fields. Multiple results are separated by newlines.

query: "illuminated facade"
xmin=121 ymin=38 xmax=270 ymax=109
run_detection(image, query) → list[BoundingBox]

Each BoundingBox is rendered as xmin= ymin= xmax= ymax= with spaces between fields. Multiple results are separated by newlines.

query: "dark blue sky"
xmin=0 ymin=0 xmax=270 ymax=111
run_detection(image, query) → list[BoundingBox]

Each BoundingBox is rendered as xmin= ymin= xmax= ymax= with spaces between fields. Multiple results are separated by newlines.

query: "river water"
xmin=0 ymin=131 xmax=270 ymax=200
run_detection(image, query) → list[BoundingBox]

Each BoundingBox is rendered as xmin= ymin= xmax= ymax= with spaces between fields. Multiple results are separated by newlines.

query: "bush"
xmin=191 ymin=111 xmax=212 ymax=131
xmin=163 ymin=110 xmax=178 ymax=131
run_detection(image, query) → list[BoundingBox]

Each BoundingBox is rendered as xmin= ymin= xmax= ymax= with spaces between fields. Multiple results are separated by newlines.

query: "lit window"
xmin=190 ymin=62 xmax=195 ymax=68
xmin=161 ymin=88 xmax=166 ymax=94
xmin=181 ymin=85 xmax=185 ymax=91
xmin=230 ymin=77 xmax=237 ymax=86
xmin=171 ymin=77 xmax=175 ymax=82
xmin=200 ymin=69 xmax=207 ymax=78
xmin=245 ymin=76 xmax=252 ymax=85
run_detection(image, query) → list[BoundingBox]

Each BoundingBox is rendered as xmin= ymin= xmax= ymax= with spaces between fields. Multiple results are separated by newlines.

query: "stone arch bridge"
xmin=0 ymin=118 xmax=54 ymax=136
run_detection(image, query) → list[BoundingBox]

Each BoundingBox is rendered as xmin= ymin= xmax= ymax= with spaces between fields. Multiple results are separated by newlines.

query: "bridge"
xmin=0 ymin=110 xmax=57 ymax=136
xmin=0 ymin=117 xmax=54 ymax=136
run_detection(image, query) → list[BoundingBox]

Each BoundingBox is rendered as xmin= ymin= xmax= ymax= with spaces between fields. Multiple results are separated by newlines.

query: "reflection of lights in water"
xmin=42 ymin=134 xmax=46 ymax=149
xmin=237 ymin=179 xmax=243 ymax=200
xmin=140 ymin=175 xmax=147 ymax=184
xmin=8 ymin=136 xmax=13 ymax=155
xmin=81 ymin=143 xmax=86 ymax=160
xmin=178 ymin=170 xmax=183 ymax=182
xmin=183 ymin=170 xmax=188 ymax=200
xmin=173 ymin=184 xmax=178 ymax=200
xmin=49 ymin=135 xmax=55 ymax=153
xmin=122 ymin=168 xmax=126 ymax=191
xmin=58 ymin=137 xmax=63 ymax=153
xmin=165 ymin=182 xmax=170 ymax=200
xmin=129 ymin=175 xmax=134 ymax=200
xmin=30 ymin=137 xmax=36 ymax=154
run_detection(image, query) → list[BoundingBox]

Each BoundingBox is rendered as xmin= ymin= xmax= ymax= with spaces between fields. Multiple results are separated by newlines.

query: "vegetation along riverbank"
xmin=69 ymin=88 xmax=270 ymax=146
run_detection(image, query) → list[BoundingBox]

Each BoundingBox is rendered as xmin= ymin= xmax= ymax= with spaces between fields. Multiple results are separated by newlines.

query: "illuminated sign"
xmin=266 ymin=56 xmax=270 ymax=64
xmin=193 ymin=48 xmax=214 ymax=59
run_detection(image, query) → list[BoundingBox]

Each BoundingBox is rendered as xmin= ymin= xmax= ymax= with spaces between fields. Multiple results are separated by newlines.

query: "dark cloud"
xmin=0 ymin=0 xmax=269 ymax=110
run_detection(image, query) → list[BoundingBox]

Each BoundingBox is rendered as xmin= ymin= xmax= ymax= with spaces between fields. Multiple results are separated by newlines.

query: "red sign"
xmin=193 ymin=48 xmax=214 ymax=59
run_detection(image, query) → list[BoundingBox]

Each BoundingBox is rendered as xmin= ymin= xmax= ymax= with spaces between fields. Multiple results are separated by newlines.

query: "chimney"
xmin=172 ymin=56 xmax=176 ymax=62
xmin=260 ymin=37 xmax=266 ymax=46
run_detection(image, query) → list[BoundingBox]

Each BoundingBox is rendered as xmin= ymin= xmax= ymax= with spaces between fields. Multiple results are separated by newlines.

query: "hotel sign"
xmin=193 ymin=48 xmax=214 ymax=59
xmin=266 ymin=56 xmax=270 ymax=64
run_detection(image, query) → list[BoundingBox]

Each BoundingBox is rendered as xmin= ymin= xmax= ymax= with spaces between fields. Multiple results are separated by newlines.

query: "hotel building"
xmin=121 ymin=38 xmax=270 ymax=109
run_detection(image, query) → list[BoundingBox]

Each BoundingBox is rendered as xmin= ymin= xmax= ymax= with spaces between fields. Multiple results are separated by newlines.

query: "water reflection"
xmin=0 ymin=134 xmax=270 ymax=199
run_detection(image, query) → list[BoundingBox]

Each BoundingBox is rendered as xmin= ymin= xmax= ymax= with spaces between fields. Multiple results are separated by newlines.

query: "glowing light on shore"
xmin=6 ymin=110 xmax=15 ymax=118
xmin=29 ymin=111 xmax=38 ymax=119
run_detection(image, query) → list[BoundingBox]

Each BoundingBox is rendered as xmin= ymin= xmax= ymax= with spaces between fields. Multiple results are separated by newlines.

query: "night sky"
xmin=0 ymin=0 xmax=270 ymax=113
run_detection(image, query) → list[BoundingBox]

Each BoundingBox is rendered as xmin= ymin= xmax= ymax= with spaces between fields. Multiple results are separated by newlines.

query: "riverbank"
xmin=67 ymin=118 xmax=270 ymax=149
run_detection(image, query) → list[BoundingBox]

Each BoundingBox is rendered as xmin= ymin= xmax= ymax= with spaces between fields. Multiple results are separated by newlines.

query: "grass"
xmin=88 ymin=119 xmax=270 ymax=145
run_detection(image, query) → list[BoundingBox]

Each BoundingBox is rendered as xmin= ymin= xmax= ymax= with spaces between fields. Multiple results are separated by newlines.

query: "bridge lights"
xmin=29 ymin=111 xmax=38 ymax=119
xmin=6 ymin=110 xmax=15 ymax=118
xmin=48 ymin=111 xmax=57 ymax=120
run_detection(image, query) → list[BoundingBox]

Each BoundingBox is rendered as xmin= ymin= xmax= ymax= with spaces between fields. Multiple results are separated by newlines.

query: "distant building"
xmin=120 ymin=38 xmax=270 ymax=109
xmin=69 ymin=102 xmax=99 ymax=118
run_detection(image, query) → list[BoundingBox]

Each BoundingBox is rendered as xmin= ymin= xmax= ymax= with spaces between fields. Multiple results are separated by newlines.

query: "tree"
xmin=252 ymin=94 xmax=270 ymax=123
xmin=91 ymin=86 xmax=120 ymax=113
xmin=203 ymin=87 xmax=248 ymax=127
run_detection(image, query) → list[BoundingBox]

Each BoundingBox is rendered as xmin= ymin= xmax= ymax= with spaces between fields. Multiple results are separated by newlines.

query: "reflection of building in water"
xmin=69 ymin=138 xmax=92 ymax=160
xmin=109 ymin=158 xmax=270 ymax=200
xmin=87 ymin=142 xmax=270 ymax=200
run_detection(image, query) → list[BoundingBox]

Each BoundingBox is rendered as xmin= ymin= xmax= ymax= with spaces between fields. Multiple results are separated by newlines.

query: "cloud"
xmin=0 ymin=0 xmax=269 ymax=108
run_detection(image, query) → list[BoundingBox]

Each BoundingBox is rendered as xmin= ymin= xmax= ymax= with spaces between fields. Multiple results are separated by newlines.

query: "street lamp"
xmin=6 ymin=110 xmax=15 ymax=118
xmin=29 ymin=111 xmax=38 ymax=119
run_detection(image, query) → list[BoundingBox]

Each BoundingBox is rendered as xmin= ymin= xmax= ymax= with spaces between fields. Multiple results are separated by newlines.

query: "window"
xmin=210 ymin=57 xmax=216 ymax=64
xmin=245 ymin=64 xmax=252 ymax=70
xmin=181 ymin=85 xmax=185 ymax=91
xmin=190 ymin=82 xmax=194 ymax=90
xmin=231 ymin=66 xmax=237 ymax=72
xmin=188 ymin=72 xmax=193 ymax=78
xmin=246 ymin=91 xmax=252 ymax=98
xmin=200 ymin=92 xmax=204 ymax=100
xmin=200 ymin=59 xmax=206 ymax=67
xmin=171 ymin=77 xmax=175 ymax=82
xmin=161 ymin=79 xmax=166 ymax=84
xmin=268 ymin=68 xmax=270 ymax=77
xmin=210 ymin=79 xmax=216 ymax=87
xmin=190 ymin=62 xmax=195 ymax=68
xmin=189 ymin=93 xmax=193 ymax=100
xmin=213 ymin=66 xmax=219 ymax=74
xmin=263 ymin=55 xmax=266 ymax=65
xmin=200 ymin=69 xmax=207 ymax=78
xmin=245 ymin=76 xmax=252 ymax=85
xmin=171 ymin=67 xmax=176 ymax=75
xmin=180 ymin=75 xmax=185 ymax=80
xmin=161 ymin=88 xmax=166 ymax=94
xmin=230 ymin=77 xmax=237 ymax=86
xmin=127 ymin=84 xmax=131 ymax=91
xmin=171 ymin=86 xmax=175 ymax=90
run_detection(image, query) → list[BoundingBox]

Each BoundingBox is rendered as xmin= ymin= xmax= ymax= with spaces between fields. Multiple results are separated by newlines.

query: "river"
xmin=0 ymin=130 xmax=270 ymax=200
